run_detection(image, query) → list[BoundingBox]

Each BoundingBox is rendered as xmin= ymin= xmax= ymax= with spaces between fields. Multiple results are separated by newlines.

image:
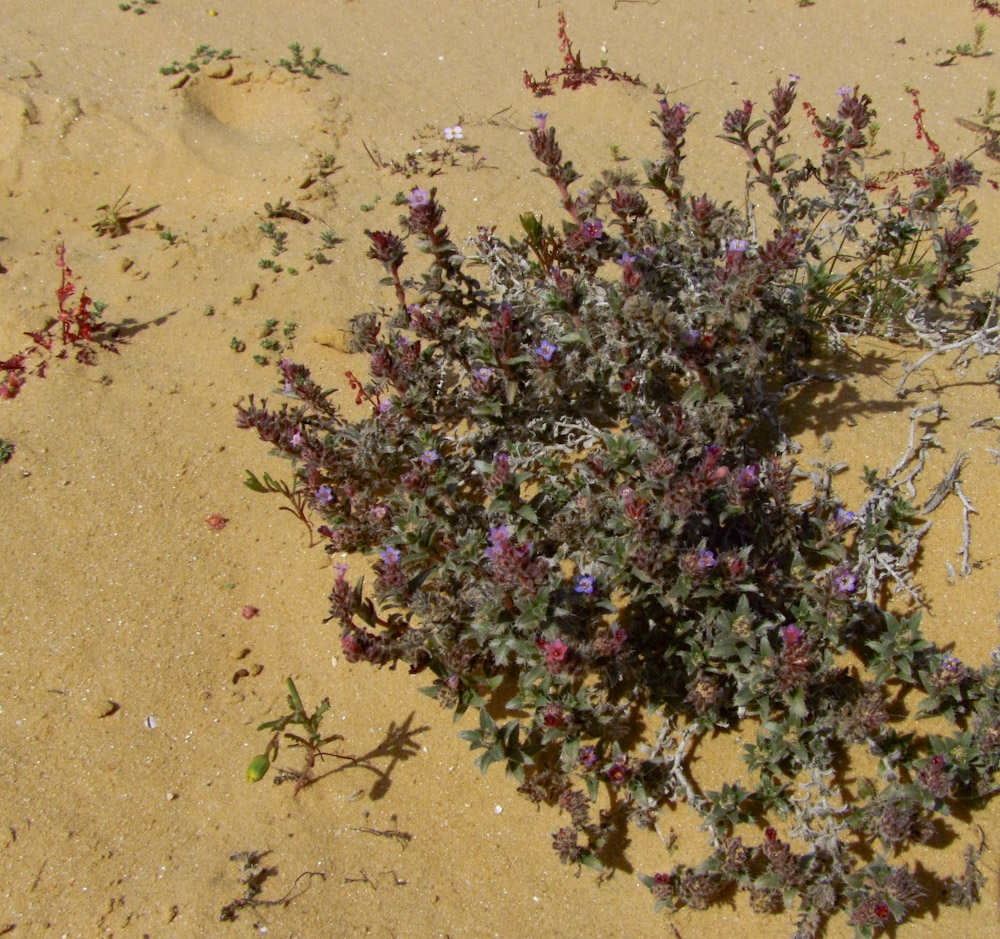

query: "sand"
xmin=2 ymin=0 xmax=1000 ymax=936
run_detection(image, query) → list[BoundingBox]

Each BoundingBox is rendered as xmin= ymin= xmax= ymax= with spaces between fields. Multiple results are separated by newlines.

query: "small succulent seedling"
xmin=118 ymin=0 xmax=158 ymax=13
xmin=246 ymin=677 xmax=357 ymax=795
xmin=276 ymin=42 xmax=347 ymax=78
xmin=160 ymin=45 xmax=234 ymax=76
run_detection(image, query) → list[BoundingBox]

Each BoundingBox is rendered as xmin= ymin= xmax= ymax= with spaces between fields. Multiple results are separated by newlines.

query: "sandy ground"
xmin=2 ymin=1 xmax=1000 ymax=936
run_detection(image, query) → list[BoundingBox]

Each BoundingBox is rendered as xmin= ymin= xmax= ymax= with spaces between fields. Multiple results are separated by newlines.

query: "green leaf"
xmin=516 ymin=503 xmax=540 ymax=524
xmin=244 ymin=470 xmax=268 ymax=493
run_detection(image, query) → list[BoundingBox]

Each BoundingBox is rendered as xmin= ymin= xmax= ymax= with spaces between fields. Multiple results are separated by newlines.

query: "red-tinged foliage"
xmin=523 ymin=11 xmax=642 ymax=97
xmin=1 ymin=243 xmax=120 ymax=402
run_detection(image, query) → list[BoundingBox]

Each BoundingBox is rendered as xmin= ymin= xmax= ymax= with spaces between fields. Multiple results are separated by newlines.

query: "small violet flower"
xmin=736 ymin=463 xmax=760 ymax=489
xmin=696 ymin=550 xmax=716 ymax=571
xmin=408 ymin=188 xmax=430 ymax=207
xmin=420 ymin=449 xmax=440 ymax=466
xmin=833 ymin=569 xmax=857 ymax=596
xmin=379 ymin=545 xmax=401 ymax=566
xmin=578 ymin=746 xmax=599 ymax=768
xmin=940 ymin=654 xmax=964 ymax=678
xmin=728 ymin=238 xmax=748 ymax=254
xmin=489 ymin=525 xmax=510 ymax=543
xmin=574 ymin=574 xmax=595 ymax=595
xmin=535 ymin=339 xmax=558 ymax=361
xmin=316 ymin=485 xmax=334 ymax=506
xmin=533 ymin=111 xmax=548 ymax=132
xmin=289 ymin=429 xmax=304 ymax=448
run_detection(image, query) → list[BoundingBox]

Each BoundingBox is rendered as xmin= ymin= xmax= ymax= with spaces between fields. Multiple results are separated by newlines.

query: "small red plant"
xmin=0 ymin=244 xmax=119 ymax=400
xmin=523 ymin=12 xmax=642 ymax=97
xmin=907 ymin=86 xmax=940 ymax=156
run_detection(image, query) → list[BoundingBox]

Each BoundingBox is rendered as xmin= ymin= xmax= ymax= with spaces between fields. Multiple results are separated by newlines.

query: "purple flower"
xmin=474 ymin=366 xmax=494 ymax=382
xmin=574 ymin=574 xmax=595 ymax=595
xmin=581 ymin=219 xmax=603 ymax=240
xmin=833 ymin=569 xmax=856 ymax=596
xmin=940 ymin=654 xmax=963 ymax=678
xmin=736 ymin=463 xmax=760 ymax=489
xmin=838 ymin=85 xmax=853 ymax=98
xmin=316 ymin=485 xmax=334 ymax=506
xmin=578 ymin=746 xmax=598 ymax=768
xmin=680 ymin=327 xmax=700 ymax=347
xmin=781 ymin=623 xmax=804 ymax=646
xmin=535 ymin=339 xmax=558 ymax=361
xmin=378 ymin=399 xmax=392 ymax=414
xmin=533 ymin=111 xmax=548 ymax=132
xmin=289 ymin=429 xmax=304 ymax=448
xmin=379 ymin=545 xmax=401 ymax=565
xmin=835 ymin=508 xmax=856 ymax=527
xmin=617 ymin=252 xmax=636 ymax=267
xmin=485 ymin=525 xmax=511 ymax=560
xmin=607 ymin=763 xmax=629 ymax=786
xmin=728 ymin=238 xmax=748 ymax=254
xmin=696 ymin=550 xmax=716 ymax=571
xmin=408 ymin=188 xmax=430 ymax=207
xmin=420 ymin=449 xmax=440 ymax=466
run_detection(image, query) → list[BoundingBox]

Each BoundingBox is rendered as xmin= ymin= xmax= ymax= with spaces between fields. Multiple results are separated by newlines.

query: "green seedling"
xmin=118 ymin=0 xmax=158 ymax=13
xmin=247 ymin=677 xmax=358 ymax=795
xmin=160 ymin=45 xmax=234 ymax=76
xmin=277 ymin=42 xmax=347 ymax=78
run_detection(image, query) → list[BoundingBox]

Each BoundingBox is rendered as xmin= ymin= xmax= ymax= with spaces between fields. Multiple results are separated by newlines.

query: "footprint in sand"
xmin=176 ymin=72 xmax=345 ymax=181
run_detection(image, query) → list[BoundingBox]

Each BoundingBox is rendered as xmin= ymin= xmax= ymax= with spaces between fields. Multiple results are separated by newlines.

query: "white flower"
xmin=444 ymin=125 xmax=463 ymax=141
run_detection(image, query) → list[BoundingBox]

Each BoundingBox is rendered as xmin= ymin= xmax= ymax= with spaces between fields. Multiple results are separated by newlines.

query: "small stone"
xmin=166 ymin=791 xmax=178 ymax=801
xmin=92 ymin=699 xmax=119 ymax=718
